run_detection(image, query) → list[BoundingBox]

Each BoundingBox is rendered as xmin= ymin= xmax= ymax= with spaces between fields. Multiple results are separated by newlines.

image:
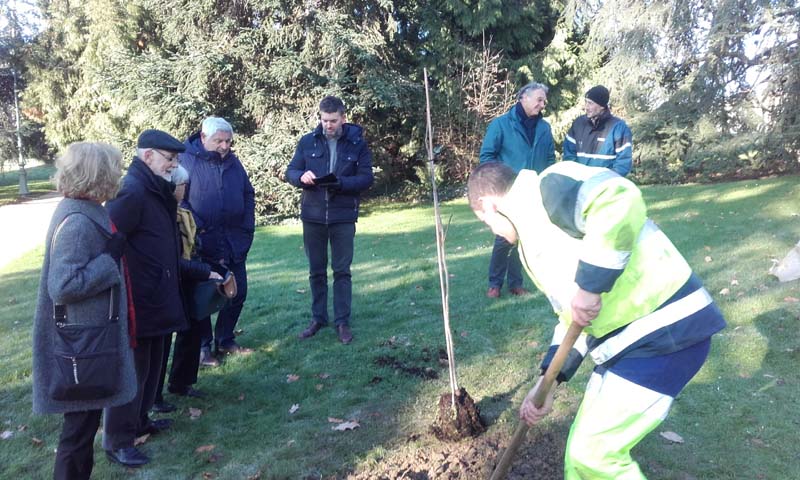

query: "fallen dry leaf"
xmin=247 ymin=470 xmax=262 ymax=480
xmin=189 ymin=407 xmax=203 ymax=419
xmin=134 ymin=434 xmax=150 ymax=446
xmin=659 ymin=431 xmax=684 ymax=443
xmin=315 ymin=384 xmax=323 ymax=391
xmin=460 ymin=331 xmax=468 ymax=337
xmin=286 ymin=374 xmax=300 ymax=383
xmin=295 ymin=289 xmax=307 ymax=294
xmin=731 ymin=279 xmax=739 ymax=286
xmin=704 ymin=256 xmax=713 ymax=263
xmin=318 ymin=373 xmax=330 ymax=379
xmin=719 ymin=288 xmax=730 ymax=296
xmin=527 ymin=341 xmax=539 ymax=348
xmin=750 ymin=437 xmax=768 ymax=448
xmin=332 ymin=420 xmax=360 ymax=431
xmin=328 ymin=417 xmax=344 ymax=423
xmin=195 ymin=444 xmax=216 ymax=453
xmin=31 ymin=437 xmax=44 ymax=446
xmin=784 ymin=296 xmax=800 ymax=303
xmin=17 ymin=425 xmax=27 ymax=432
xmin=234 ymin=329 xmax=244 ymax=336
xmin=289 ymin=404 xmax=300 ymax=414
xmin=1 ymin=430 xmax=13 ymax=440
xmin=203 ymin=472 xmax=214 ymax=479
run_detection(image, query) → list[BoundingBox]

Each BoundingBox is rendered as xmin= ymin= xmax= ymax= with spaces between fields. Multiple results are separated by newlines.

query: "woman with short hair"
xmin=32 ymin=142 xmax=138 ymax=479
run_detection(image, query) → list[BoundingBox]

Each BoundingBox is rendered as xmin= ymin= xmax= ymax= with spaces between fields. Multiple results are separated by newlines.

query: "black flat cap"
xmin=137 ymin=129 xmax=186 ymax=152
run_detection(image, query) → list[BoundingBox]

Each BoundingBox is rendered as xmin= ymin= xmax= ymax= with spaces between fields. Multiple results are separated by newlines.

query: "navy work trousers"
xmin=488 ymin=234 xmax=524 ymax=289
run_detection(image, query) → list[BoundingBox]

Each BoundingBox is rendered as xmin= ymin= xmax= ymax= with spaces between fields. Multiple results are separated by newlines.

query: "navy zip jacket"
xmin=179 ymin=132 xmax=255 ymax=264
xmin=285 ymin=123 xmax=374 ymax=224
xmin=106 ymin=157 xmax=187 ymax=337
xmin=563 ymin=111 xmax=633 ymax=177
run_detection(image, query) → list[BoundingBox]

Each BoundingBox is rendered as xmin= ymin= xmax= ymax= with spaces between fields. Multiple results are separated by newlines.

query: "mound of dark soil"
xmin=346 ymin=426 xmax=567 ymax=479
xmin=431 ymin=388 xmax=486 ymax=441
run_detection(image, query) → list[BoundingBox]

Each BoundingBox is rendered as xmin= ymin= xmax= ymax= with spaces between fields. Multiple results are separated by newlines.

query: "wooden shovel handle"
xmin=488 ymin=322 xmax=584 ymax=480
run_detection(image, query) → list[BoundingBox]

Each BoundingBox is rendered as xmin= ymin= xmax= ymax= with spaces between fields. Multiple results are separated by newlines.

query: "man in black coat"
xmin=286 ymin=96 xmax=374 ymax=344
xmin=102 ymin=130 xmax=187 ymax=468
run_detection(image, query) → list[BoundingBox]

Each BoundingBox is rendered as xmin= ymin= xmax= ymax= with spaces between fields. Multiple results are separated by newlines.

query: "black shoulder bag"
xmin=48 ymin=213 xmax=121 ymax=402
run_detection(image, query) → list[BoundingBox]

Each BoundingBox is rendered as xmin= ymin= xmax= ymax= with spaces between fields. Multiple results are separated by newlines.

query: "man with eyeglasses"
xmin=103 ymin=129 xmax=188 ymax=468
xmin=179 ymin=117 xmax=255 ymax=364
xmin=479 ymin=82 xmax=556 ymax=299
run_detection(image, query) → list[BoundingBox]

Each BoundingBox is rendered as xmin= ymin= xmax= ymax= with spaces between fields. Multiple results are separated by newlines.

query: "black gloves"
xmin=105 ymin=232 xmax=127 ymax=262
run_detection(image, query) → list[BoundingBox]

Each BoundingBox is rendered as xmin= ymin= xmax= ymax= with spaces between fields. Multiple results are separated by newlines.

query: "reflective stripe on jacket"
xmin=500 ymin=163 xmax=725 ymax=381
xmin=563 ymin=111 xmax=633 ymax=177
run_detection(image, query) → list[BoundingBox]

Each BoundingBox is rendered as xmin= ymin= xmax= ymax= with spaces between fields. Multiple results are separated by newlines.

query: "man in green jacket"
xmin=479 ymin=82 xmax=555 ymax=298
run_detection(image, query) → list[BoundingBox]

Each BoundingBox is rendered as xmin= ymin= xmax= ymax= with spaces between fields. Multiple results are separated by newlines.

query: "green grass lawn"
xmin=1 ymin=174 xmax=799 ymax=479
xmin=0 ymin=164 xmax=57 ymax=207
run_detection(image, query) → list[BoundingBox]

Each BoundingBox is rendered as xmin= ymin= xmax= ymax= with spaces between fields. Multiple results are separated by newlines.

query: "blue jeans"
xmin=488 ymin=235 xmax=523 ymax=289
xmin=200 ymin=259 xmax=248 ymax=350
xmin=303 ymin=221 xmax=355 ymax=327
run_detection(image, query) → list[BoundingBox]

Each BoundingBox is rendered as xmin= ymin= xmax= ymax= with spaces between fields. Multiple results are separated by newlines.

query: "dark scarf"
xmin=515 ymin=102 xmax=540 ymax=145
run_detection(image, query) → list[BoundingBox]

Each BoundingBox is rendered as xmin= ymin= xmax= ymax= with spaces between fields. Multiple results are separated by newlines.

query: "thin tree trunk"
xmin=424 ymin=68 xmax=458 ymax=407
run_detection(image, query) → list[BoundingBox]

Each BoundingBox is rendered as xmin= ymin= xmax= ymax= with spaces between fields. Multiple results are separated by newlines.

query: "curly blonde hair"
xmin=54 ymin=142 xmax=123 ymax=202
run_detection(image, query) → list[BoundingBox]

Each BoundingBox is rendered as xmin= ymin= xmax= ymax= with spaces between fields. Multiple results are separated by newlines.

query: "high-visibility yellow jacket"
xmin=500 ymin=162 xmax=725 ymax=380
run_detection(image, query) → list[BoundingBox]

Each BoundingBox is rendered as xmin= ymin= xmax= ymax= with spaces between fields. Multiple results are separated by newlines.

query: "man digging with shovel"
xmin=468 ymin=161 xmax=726 ymax=479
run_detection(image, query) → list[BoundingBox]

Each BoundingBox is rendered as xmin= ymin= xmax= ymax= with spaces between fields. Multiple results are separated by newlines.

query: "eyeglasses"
xmin=153 ymin=149 xmax=178 ymax=162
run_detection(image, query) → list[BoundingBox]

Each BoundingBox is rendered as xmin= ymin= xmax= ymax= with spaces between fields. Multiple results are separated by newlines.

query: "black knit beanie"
xmin=585 ymin=85 xmax=610 ymax=109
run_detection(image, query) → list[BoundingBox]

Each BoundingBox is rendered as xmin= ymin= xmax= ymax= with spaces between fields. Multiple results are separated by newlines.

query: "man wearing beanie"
xmin=563 ymin=85 xmax=633 ymax=177
xmin=103 ymin=129 xmax=187 ymax=468
xmin=479 ymin=82 xmax=556 ymax=299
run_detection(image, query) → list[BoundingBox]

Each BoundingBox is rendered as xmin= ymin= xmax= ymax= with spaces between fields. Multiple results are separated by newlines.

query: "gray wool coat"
xmin=32 ymin=198 xmax=137 ymax=414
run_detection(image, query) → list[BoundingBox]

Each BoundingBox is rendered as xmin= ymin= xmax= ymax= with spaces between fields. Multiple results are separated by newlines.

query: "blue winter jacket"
xmin=285 ymin=123 xmax=374 ymax=224
xmin=479 ymin=105 xmax=556 ymax=173
xmin=563 ymin=111 xmax=633 ymax=177
xmin=179 ymin=133 xmax=255 ymax=264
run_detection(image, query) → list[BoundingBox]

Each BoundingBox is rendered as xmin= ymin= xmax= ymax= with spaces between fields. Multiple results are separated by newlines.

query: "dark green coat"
xmin=479 ymin=105 xmax=556 ymax=173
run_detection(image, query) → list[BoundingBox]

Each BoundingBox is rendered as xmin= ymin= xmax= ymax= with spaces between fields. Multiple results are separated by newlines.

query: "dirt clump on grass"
xmin=346 ymin=427 xmax=566 ymax=479
xmin=431 ymin=388 xmax=486 ymax=441
xmin=373 ymin=354 xmax=439 ymax=379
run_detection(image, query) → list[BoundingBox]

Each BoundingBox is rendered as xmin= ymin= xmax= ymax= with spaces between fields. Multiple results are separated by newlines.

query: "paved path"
xmin=0 ymin=193 xmax=62 ymax=270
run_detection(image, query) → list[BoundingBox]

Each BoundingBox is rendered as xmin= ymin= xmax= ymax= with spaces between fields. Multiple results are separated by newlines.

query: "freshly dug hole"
xmin=432 ymin=387 xmax=486 ymax=441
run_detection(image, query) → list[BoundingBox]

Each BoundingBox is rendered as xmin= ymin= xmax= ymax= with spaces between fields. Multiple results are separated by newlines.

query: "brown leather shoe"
xmin=217 ymin=342 xmax=253 ymax=355
xmin=337 ymin=324 xmax=353 ymax=344
xmin=509 ymin=287 xmax=531 ymax=296
xmin=299 ymin=321 xmax=323 ymax=339
xmin=486 ymin=287 xmax=501 ymax=298
xmin=199 ymin=348 xmax=220 ymax=367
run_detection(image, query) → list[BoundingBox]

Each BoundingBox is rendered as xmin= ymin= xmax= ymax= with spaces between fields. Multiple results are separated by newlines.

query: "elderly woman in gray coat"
xmin=32 ymin=142 xmax=137 ymax=480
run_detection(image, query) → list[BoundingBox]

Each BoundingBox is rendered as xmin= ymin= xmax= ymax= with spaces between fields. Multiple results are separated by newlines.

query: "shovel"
xmin=488 ymin=322 xmax=584 ymax=480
